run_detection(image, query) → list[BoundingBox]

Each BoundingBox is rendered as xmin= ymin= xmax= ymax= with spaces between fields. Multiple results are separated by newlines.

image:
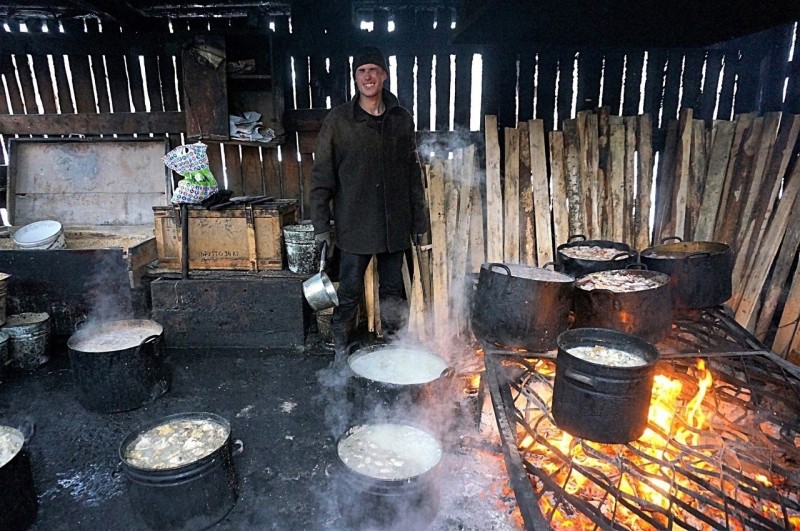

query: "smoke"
xmin=80 ymin=252 xmax=135 ymax=332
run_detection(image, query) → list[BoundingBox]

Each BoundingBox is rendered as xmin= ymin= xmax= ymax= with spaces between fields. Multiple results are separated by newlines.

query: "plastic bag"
xmin=163 ymin=143 xmax=219 ymax=204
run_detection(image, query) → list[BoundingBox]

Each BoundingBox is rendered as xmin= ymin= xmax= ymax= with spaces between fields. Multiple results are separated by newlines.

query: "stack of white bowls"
xmin=12 ymin=220 xmax=66 ymax=250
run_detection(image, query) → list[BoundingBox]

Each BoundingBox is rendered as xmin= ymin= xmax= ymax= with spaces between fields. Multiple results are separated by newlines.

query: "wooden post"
xmin=671 ymin=108 xmax=694 ymax=240
xmin=519 ymin=122 xmax=536 ymax=266
xmin=623 ymin=116 xmax=637 ymax=245
xmin=549 ymin=131 xmax=569 ymax=249
xmin=563 ymin=119 xmax=585 ymax=237
xmin=634 ymin=114 xmax=654 ymax=250
xmin=485 ymin=115 xmax=504 ymax=263
xmin=428 ymin=160 xmax=449 ymax=333
xmin=607 ymin=122 xmax=626 ymax=243
xmin=694 ymin=120 xmax=735 ymax=241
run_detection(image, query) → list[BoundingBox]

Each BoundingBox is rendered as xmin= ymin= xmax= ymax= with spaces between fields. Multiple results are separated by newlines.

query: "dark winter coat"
xmin=310 ymin=89 xmax=430 ymax=254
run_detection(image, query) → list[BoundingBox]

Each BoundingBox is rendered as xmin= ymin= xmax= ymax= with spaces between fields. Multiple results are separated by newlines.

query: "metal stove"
xmin=483 ymin=308 xmax=800 ymax=530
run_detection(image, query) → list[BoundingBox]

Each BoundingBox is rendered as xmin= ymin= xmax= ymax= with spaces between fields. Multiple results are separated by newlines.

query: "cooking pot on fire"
xmin=472 ymin=263 xmax=573 ymax=351
xmin=302 ymin=241 xmax=339 ymax=311
xmin=552 ymin=328 xmax=660 ymax=444
xmin=639 ymin=237 xmax=732 ymax=309
xmin=334 ymin=422 xmax=442 ymax=529
xmin=572 ymin=265 xmax=672 ymax=342
xmin=347 ymin=344 xmax=453 ymax=415
xmin=0 ymin=423 xmax=37 ymax=530
xmin=556 ymin=235 xmax=637 ymax=278
xmin=67 ymin=319 xmax=170 ymax=413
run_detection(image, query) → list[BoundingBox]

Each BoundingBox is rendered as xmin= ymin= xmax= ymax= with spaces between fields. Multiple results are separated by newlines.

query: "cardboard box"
xmin=153 ymin=200 xmax=298 ymax=271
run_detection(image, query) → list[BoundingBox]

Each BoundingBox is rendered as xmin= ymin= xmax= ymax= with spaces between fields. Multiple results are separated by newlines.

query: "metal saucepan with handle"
xmin=302 ymin=241 xmax=339 ymax=311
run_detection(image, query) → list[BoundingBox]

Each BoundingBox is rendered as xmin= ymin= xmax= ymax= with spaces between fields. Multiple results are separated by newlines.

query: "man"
xmin=310 ymin=46 xmax=429 ymax=363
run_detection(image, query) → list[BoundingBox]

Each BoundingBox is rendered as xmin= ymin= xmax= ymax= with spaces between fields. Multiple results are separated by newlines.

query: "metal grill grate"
xmin=484 ymin=308 xmax=800 ymax=530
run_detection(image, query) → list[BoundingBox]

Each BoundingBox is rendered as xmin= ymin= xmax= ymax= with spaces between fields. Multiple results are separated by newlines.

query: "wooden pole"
xmin=504 ymin=127 xmax=521 ymax=263
xmin=485 ymin=115 xmax=504 ymax=263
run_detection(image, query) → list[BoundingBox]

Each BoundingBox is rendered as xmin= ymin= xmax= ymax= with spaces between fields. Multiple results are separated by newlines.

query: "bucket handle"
xmin=486 ymin=263 xmax=512 ymax=292
xmin=135 ymin=335 xmax=163 ymax=359
xmin=567 ymin=234 xmax=587 ymax=243
xmin=564 ymin=368 xmax=595 ymax=387
xmin=660 ymin=236 xmax=683 ymax=244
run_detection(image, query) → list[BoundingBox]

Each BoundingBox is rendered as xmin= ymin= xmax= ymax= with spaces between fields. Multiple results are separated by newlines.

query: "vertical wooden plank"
xmin=292 ymin=54 xmax=310 ymax=109
xmin=622 ymin=116 xmax=637 ymax=244
xmin=504 ymin=127 xmax=520 ymax=262
xmin=733 ymin=42 xmax=761 ymax=115
xmin=495 ymin=52 xmax=518 ymax=128
xmin=687 ymin=119 xmax=708 ymax=240
xmin=714 ymin=113 xmax=754 ymax=237
xmin=530 ymin=119 xmax=553 ymax=265
xmin=68 ymin=54 xmax=97 ymax=113
xmin=563 ymin=118 xmax=585 ymax=236
xmin=577 ymin=111 xmax=600 ymax=238
xmin=144 ymin=55 xmax=164 ymax=112
xmin=89 ymin=54 xmax=110 ymax=113
xmin=0 ymin=55 xmax=24 ymax=114
xmin=535 ymin=52 xmax=557 ymax=132
xmin=308 ymin=54 xmax=327 ymax=109
xmin=607 ymin=122 xmax=626 ymax=243
xmin=417 ymin=52 xmax=434 ymax=130
xmin=694 ymin=120 xmax=736 ymax=241
xmin=785 ymin=23 xmax=800 ymax=114
xmin=206 ymin=143 xmax=225 ymax=189
xmin=13 ymin=54 xmax=39 ymax=114
xmin=105 ymin=54 xmax=132 ymax=112
xmin=670 ymin=107 xmax=693 ymax=239
xmin=601 ymin=51 xmax=624 ymax=114
xmin=596 ymin=107 xmax=611 ymax=236
xmin=772 ymin=260 xmax=800 ymax=357
xmin=634 ymin=114 xmax=654 ymax=250
xmin=556 ymin=51 xmax=574 ymax=129
xmin=52 ymin=54 xmax=74 ymax=113
xmin=468 ymin=154 xmax=486 ymax=273
xmin=717 ymin=51 xmax=739 ymax=120
xmin=652 ymin=119 xmax=678 ymax=240
xmin=485 ymin=115 xmax=503 ymax=262
xmin=759 ymin=26 xmax=792 ymax=113
xmin=453 ymin=146 xmax=476 ymax=328
xmin=660 ymin=51 xmax=684 ymax=128
xmin=158 ymin=54 xmax=179 ymax=112
xmin=428 ymin=160 xmax=448 ymax=332
xmin=680 ymin=50 xmax=705 ymax=111
xmin=182 ymin=37 xmax=227 ymax=140
xmin=31 ymin=55 xmax=57 ymax=114
xmin=622 ymin=51 xmax=644 ymax=117
xmin=434 ymin=49 xmax=451 ymax=131
xmin=576 ymin=49 xmax=603 ymax=113
xmin=224 ymin=143 xmax=243 ymax=195
xmin=240 ymin=146 xmax=265 ymax=197
xmin=519 ymin=122 xmax=536 ymax=266
xmin=262 ymin=149 xmax=283 ymax=198
xmin=550 ymin=131 xmax=569 ymax=247
xmin=643 ymin=49 xmax=668 ymax=119
xmin=281 ymin=133 xmax=301 ymax=202
xmin=454 ymin=52 xmax=473 ymax=130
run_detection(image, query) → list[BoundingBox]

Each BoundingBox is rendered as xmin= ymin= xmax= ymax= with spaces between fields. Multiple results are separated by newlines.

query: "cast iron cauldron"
xmin=334 ymin=422 xmax=442 ymax=530
xmin=68 ymin=319 xmax=170 ymax=413
xmin=552 ymin=328 xmax=660 ymax=444
xmin=556 ymin=235 xmax=637 ymax=278
xmin=346 ymin=344 xmax=454 ymax=415
xmin=639 ymin=237 xmax=732 ymax=309
xmin=472 ymin=263 xmax=574 ymax=351
xmin=0 ymin=424 xmax=37 ymax=531
xmin=572 ymin=265 xmax=672 ymax=342
xmin=120 ymin=412 xmax=242 ymax=531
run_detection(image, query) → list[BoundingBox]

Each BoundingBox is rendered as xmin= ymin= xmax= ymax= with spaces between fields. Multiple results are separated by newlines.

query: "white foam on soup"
xmin=568 ymin=345 xmax=648 ymax=367
xmin=349 ymin=348 xmax=448 ymax=385
xmin=338 ymin=424 xmax=442 ymax=481
xmin=72 ymin=325 xmax=160 ymax=352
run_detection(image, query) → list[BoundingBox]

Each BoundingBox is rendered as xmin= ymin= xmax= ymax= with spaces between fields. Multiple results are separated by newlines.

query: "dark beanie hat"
xmin=352 ymin=46 xmax=388 ymax=75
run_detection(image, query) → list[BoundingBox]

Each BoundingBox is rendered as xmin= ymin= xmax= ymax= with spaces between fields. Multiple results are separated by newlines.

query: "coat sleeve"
xmin=309 ymin=117 xmax=336 ymax=235
xmin=409 ymin=127 xmax=430 ymax=236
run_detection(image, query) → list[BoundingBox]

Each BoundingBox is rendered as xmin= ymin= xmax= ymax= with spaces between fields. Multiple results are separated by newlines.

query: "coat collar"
xmin=350 ymin=88 xmax=400 ymax=121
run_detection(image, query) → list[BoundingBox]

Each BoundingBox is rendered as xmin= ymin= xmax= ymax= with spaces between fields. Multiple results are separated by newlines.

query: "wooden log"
xmin=634 ymin=114 xmax=654 ymax=250
xmin=735 ymin=159 xmax=800 ymax=330
xmin=529 ymin=119 xmax=553 ymax=265
xmin=428 ymin=160 xmax=449 ymax=332
xmin=549 ymin=131 xmax=569 ymax=249
xmin=607 ymin=122 xmax=626 ymax=243
xmin=485 ymin=115 xmax=504 ymax=262
xmin=468 ymin=148 xmax=485 ymax=274
xmin=687 ymin=118 xmax=708 ymax=239
xmin=365 ymin=256 xmax=377 ymax=333
xmin=670 ymin=108 xmax=694 ymax=240
xmin=772 ymin=263 xmax=800 ymax=358
xmin=0 ymin=111 xmax=186 ymax=135
xmin=694 ymin=120 xmax=735 ymax=241
xmin=519 ymin=122 xmax=536 ymax=266
xmin=409 ymin=244 xmax=427 ymax=341
xmin=620 ymin=117 xmax=636 ymax=244
xmin=713 ymin=113 xmax=756 ymax=240
xmin=504 ymin=127 xmax=520 ymax=263
xmin=562 ymin=118 xmax=585 ymax=236
xmin=755 ymin=200 xmax=800 ymax=341
xmin=597 ymin=107 xmax=611 ymax=237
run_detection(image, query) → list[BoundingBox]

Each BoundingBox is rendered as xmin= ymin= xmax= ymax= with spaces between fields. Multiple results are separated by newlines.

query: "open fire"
xmin=484 ymin=309 xmax=800 ymax=530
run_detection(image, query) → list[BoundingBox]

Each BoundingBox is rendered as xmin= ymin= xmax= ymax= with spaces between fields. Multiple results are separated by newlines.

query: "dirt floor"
xmin=0 ymin=333 xmax=523 ymax=530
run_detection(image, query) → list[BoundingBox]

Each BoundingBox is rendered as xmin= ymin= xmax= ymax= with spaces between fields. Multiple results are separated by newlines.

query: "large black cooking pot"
xmin=572 ymin=266 xmax=673 ymax=342
xmin=68 ymin=319 xmax=170 ymax=413
xmin=120 ymin=412 xmax=241 ymax=531
xmin=556 ymin=235 xmax=637 ymax=278
xmin=346 ymin=344 xmax=454 ymax=416
xmin=0 ymin=424 xmax=37 ymax=531
xmin=472 ymin=263 xmax=574 ymax=351
xmin=552 ymin=328 xmax=660 ymax=444
xmin=334 ymin=422 xmax=441 ymax=530
xmin=639 ymin=237 xmax=733 ymax=309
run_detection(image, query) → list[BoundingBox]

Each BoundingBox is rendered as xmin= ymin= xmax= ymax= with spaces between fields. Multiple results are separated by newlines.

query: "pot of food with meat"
xmin=556 ymin=234 xmax=637 ymax=278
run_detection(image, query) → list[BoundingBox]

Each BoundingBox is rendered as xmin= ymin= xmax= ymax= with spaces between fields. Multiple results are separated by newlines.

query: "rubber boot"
xmin=331 ymin=318 xmax=355 ymax=368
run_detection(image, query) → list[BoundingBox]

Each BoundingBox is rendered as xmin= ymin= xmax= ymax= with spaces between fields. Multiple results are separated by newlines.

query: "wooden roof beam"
xmin=67 ymin=0 xmax=152 ymax=32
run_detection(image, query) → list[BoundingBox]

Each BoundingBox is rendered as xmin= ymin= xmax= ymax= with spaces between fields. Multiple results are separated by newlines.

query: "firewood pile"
xmin=366 ymin=108 xmax=800 ymax=365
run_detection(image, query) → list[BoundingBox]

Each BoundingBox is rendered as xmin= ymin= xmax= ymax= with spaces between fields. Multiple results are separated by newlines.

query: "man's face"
xmin=355 ymin=63 xmax=387 ymax=98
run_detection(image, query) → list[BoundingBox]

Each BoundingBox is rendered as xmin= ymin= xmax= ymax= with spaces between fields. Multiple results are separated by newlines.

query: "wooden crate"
xmin=153 ymin=200 xmax=298 ymax=271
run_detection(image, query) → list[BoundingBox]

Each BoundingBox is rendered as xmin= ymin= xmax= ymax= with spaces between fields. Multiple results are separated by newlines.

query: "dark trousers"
xmin=332 ymin=249 xmax=407 ymax=332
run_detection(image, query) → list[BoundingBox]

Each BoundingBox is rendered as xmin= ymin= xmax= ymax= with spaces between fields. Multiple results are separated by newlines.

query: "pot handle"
xmin=486 ymin=263 xmax=512 ymax=291
xmin=564 ymin=368 xmax=595 ymax=387
xmin=542 ymin=261 xmax=564 ymax=272
xmin=684 ymin=252 xmax=711 ymax=270
xmin=17 ymin=417 xmax=36 ymax=445
xmin=567 ymin=234 xmax=587 ymax=243
xmin=611 ymin=251 xmax=634 ymax=262
xmin=232 ymin=439 xmax=244 ymax=456
xmin=440 ymin=367 xmax=456 ymax=379
xmin=660 ymin=236 xmax=683 ymax=244
xmin=625 ymin=263 xmax=647 ymax=270
xmin=135 ymin=335 xmax=163 ymax=358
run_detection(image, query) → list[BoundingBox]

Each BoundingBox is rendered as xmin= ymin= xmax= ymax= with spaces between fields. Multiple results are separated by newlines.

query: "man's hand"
xmin=315 ymin=231 xmax=333 ymax=256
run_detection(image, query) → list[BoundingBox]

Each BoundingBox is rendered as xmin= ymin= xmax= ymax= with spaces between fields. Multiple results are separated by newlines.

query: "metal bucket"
xmin=283 ymin=223 xmax=318 ymax=275
xmin=2 ymin=313 xmax=50 ymax=370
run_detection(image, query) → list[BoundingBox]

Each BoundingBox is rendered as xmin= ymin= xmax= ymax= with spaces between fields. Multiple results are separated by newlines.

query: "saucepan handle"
xmin=319 ymin=241 xmax=328 ymax=273
xmin=564 ymin=368 xmax=595 ymax=387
